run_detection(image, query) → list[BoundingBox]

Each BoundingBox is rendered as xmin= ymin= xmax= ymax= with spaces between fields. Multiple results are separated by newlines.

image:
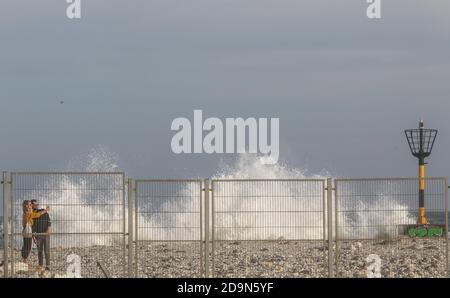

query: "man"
xmin=31 ymin=199 xmax=51 ymax=272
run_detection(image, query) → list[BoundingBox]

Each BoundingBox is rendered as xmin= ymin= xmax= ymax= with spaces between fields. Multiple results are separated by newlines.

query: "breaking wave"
xmin=9 ymin=149 xmax=417 ymax=247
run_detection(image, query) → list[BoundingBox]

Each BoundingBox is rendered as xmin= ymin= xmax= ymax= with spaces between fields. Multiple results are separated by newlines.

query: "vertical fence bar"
xmin=204 ymin=179 xmax=210 ymax=278
xmin=200 ymin=180 xmax=204 ymax=277
xmin=211 ymin=180 xmax=215 ymax=277
xmin=322 ymin=180 xmax=327 ymax=276
xmin=334 ymin=180 xmax=339 ymax=277
xmin=322 ymin=180 xmax=326 ymax=244
xmin=127 ymin=179 xmax=135 ymax=277
xmin=327 ymin=178 xmax=334 ymax=277
xmin=10 ymin=173 xmax=14 ymax=277
xmin=134 ymin=181 xmax=138 ymax=278
xmin=446 ymin=180 xmax=449 ymax=277
xmin=122 ymin=174 xmax=127 ymax=277
xmin=2 ymin=172 xmax=9 ymax=278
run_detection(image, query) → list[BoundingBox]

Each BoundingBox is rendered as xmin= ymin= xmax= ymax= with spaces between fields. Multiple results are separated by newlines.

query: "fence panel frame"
xmin=210 ymin=178 xmax=328 ymax=278
xmin=334 ymin=177 xmax=449 ymax=278
xmin=8 ymin=171 xmax=127 ymax=278
xmin=134 ymin=179 xmax=204 ymax=277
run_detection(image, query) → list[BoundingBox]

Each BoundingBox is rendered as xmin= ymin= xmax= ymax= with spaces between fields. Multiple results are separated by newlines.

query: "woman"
xmin=21 ymin=200 xmax=48 ymax=263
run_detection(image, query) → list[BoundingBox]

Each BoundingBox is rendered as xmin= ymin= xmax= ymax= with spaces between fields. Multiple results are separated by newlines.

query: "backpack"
xmin=22 ymin=223 xmax=32 ymax=238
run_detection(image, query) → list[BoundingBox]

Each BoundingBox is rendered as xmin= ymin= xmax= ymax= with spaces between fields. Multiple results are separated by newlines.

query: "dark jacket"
xmin=32 ymin=209 xmax=51 ymax=234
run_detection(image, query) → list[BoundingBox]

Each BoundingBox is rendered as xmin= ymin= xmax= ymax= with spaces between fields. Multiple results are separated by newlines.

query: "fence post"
xmin=127 ymin=179 xmax=135 ymax=277
xmin=327 ymin=178 xmax=334 ymax=278
xmin=334 ymin=179 xmax=340 ymax=277
xmin=134 ymin=180 xmax=139 ymax=278
xmin=2 ymin=172 xmax=9 ymax=278
xmin=199 ymin=180 xmax=203 ymax=277
xmin=211 ymin=180 xmax=215 ymax=277
xmin=204 ymin=179 xmax=210 ymax=278
xmin=446 ymin=181 xmax=449 ymax=277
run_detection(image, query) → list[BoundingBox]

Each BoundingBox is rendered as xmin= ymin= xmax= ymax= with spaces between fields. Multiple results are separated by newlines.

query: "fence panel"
xmin=8 ymin=172 xmax=126 ymax=278
xmin=134 ymin=180 xmax=203 ymax=277
xmin=211 ymin=179 xmax=328 ymax=277
xmin=3 ymin=175 xmax=448 ymax=278
xmin=335 ymin=178 xmax=448 ymax=278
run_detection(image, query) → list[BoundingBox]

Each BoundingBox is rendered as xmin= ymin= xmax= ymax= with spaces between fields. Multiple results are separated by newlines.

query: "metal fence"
xmin=3 ymin=172 xmax=126 ymax=278
xmin=2 ymin=174 xmax=449 ymax=278
xmin=133 ymin=180 xmax=203 ymax=277
xmin=335 ymin=178 xmax=449 ymax=278
xmin=210 ymin=179 xmax=328 ymax=277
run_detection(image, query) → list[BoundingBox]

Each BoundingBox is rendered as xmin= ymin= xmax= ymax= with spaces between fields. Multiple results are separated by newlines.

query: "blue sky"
xmin=1 ymin=0 xmax=450 ymax=179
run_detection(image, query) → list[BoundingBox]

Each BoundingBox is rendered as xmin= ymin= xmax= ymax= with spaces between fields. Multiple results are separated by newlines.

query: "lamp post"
xmin=404 ymin=119 xmax=438 ymax=225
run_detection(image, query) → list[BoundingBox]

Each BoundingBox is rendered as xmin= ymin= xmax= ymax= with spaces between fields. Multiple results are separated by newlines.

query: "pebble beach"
xmin=2 ymin=237 xmax=447 ymax=278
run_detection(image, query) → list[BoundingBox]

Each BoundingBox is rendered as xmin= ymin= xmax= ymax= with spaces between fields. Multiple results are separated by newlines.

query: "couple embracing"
xmin=22 ymin=199 xmax=51 ymax=274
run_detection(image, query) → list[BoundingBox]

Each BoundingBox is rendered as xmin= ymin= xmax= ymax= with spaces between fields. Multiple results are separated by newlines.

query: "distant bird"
xmin=60 ymin=100 xmax=64 ymax=104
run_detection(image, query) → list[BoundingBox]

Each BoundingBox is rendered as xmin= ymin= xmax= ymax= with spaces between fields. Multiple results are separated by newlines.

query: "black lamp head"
xmin=404 ymin=120 xmax=437 ymax=159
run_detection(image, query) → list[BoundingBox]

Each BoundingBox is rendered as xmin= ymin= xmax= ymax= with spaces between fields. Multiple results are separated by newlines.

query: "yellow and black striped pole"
xmin=417 ymin=120 xmax=428 ymax=225
xmin=418 ymin=157 xmax=427 ymax=225
xmin=405 ymin=119 xmax=438 ymax=230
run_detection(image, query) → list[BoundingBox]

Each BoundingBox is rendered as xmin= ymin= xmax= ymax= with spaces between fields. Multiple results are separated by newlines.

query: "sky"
xmin=1 ymin=0 xmax=450 ymax=179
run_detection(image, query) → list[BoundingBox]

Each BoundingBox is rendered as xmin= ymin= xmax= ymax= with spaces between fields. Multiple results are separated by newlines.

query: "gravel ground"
xmin=1 ymin=238 xmax=448 ymax=278
xmin=336 ymin=237 xmax=448 ymax=278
